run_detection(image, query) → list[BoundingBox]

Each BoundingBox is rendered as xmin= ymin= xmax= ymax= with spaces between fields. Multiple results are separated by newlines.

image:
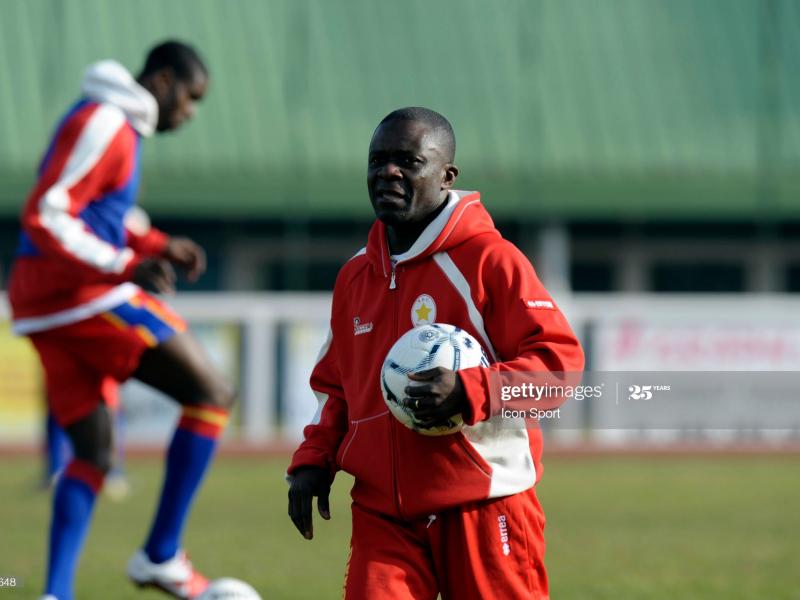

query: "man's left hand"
xmin=163 ymin=237 xmax=207 ymax=282
xmin=404 ymin=367 xmax=467 ymax=428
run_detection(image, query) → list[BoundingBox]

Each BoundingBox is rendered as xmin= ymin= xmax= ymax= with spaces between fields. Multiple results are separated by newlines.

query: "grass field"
xmin=1 ymin=453 xmax=798 ymax=599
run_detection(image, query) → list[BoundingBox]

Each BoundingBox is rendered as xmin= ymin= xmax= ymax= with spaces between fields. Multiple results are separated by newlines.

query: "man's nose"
xmin=379 ymin=161 xmax=402 ymax=178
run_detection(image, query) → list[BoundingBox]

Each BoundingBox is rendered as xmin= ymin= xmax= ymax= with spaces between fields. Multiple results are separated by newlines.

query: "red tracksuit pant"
xmin=344 ymin=487 xmax=549 ymax=599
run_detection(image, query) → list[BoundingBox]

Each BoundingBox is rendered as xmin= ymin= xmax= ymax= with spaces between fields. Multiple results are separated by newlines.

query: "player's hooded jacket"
xmin=8 ymin=60 xmax=168 ymax=335
xmin=289 ymin=190 xmax=584 ymax=519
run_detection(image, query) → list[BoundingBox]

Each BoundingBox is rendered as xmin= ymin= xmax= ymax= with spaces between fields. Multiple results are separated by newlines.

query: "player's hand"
xmin=404 ymin=367 xmax=467 ymax=428
xmin=132 ymin=258 xmax=176 ymax=294
xmin=163 ymin=237 xmax=206 ymax=282
xmin=288 ymin=466 xmax=331 ymax=540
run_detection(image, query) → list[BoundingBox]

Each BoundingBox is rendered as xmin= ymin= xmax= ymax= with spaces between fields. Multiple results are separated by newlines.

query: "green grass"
xmin=1 ymin=454 xmax=798 ymax=599
xmin=539 ymin=457 xmax=800 ymax=599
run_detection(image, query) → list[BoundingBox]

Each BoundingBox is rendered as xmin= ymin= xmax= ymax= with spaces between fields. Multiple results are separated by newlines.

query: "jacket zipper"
xmin=388 ymin=260 xmax=404 ymax=519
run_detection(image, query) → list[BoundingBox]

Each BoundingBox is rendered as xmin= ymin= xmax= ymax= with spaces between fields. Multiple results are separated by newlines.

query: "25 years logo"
xmin=628 ymin=384 xmax=670 ymax=400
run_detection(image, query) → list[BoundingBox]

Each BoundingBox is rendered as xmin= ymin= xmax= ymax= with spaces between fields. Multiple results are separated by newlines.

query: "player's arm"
xmin=408 ymin=243 xmax=583 ymax=426
xmin=124 ymin=206 xmax=170 ymax=256
xmin=125 ymin=207 xmax=206 ymax=283
xmin=455 ymin=244 xmax=584 ymax=424
xmin=287 ymin=316 xmax=349 ymax=540
xmin=21 ymin=105 xmax=144 ymax=282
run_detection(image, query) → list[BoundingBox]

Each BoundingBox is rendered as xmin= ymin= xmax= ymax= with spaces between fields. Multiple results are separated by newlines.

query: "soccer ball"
xmin=381 ymin=323 xmax=489 ymax=436
xmin=196 ymin=578 xmax=262 ymax=600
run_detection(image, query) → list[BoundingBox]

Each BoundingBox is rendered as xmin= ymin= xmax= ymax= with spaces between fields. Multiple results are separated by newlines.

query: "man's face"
xmin=154 ymin=68 xmax=207 ymax=132
xmin=367 ymin=120 xmax=455 ymax=225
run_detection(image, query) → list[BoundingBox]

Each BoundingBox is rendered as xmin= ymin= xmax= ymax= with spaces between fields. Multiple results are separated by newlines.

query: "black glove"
xmin=288 ymin=466 xmax=331 ymax=540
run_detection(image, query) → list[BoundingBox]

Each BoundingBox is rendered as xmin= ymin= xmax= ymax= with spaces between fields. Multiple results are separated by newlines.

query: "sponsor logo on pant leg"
xmin=497 ymin=514 xmax=510 ymax=556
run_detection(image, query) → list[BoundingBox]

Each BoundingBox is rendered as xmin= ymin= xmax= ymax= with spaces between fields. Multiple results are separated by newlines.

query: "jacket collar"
xmin=365 ymin=189 xmax=485 ymax=277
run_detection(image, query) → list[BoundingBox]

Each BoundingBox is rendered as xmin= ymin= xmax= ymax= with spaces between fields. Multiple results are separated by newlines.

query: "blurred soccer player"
xmin=287 ymin=108 xmax=584 ymax=598
xmin=7 ymin=41 xmax=234 ymax=600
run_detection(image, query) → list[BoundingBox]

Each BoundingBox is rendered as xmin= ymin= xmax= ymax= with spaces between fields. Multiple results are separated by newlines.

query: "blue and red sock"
xmin=144 ymin=405 xmax=229 ymax=563
xmin=45 ymin=459 xmax=105 ymax=600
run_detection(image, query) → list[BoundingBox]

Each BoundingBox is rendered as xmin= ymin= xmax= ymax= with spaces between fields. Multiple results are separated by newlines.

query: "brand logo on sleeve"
xmin=523 ymin=298 xmax=556 ymax=310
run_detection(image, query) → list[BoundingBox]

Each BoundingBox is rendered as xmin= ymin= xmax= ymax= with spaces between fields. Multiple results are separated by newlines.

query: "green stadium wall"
xmin=2 ymin=0 xmax=800 ymax=220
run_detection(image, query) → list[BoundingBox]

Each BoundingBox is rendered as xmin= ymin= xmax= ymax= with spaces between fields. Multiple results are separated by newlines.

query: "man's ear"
xmin=442 ymin=164 xmax=459 ymax=190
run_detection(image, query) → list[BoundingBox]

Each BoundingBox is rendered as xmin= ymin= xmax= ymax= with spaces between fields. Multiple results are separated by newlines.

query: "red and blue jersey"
xmin=16 ymin=99 xmax=143 ymax=260
xmin=8 ymin=61 xmax=167 ymax=334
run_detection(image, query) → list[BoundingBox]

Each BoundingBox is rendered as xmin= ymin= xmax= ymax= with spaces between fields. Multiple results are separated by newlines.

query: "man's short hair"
xmin=379 ymin=107 xmax=456 ymax=162
xmin=141 ymin=40 xmax=207 ymax=81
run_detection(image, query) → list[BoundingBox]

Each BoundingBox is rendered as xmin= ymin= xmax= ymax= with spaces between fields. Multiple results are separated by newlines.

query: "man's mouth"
xmin=375 ymin=189 xmax=408 ymax=206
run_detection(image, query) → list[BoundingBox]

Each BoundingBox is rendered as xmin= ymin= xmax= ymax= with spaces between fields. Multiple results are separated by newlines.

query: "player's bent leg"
xmin=132 ymin=331 xmax=236 ymax=410
xmin=345 ymin=503 xmax=439 ymax=600
xmin=45 ymin=405 xmax=113 ymax=600
xmin=128 ymin=332 xmax=234 ymax=599
xmin=432 ymin=487 xmax=549 ymax=600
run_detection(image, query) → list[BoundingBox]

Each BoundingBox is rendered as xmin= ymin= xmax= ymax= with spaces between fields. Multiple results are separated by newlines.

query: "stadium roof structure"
xmin=2 ymin=0 xmax=800 ymax=220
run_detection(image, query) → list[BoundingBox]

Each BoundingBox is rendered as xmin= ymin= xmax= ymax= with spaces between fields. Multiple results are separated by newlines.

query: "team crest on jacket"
xmin=411 ymin=294 xmax=436 ymax=326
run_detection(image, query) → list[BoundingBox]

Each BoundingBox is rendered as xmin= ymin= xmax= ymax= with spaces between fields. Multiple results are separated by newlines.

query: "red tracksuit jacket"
xmin=288 ymin=190 xmax=584 ymax=520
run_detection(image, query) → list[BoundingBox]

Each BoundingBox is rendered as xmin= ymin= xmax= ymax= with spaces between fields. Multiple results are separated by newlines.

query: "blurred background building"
xmin=1 ymin=0 xmax=799 ymax=446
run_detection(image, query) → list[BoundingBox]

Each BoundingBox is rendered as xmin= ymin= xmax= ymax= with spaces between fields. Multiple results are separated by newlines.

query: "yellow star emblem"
xmin=415 ymin=303 xmax=432 ymax=322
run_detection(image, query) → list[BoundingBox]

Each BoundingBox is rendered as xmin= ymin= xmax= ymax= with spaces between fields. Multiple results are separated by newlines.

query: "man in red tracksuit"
xmin=288 ymin=107 xmax=584 ymax=599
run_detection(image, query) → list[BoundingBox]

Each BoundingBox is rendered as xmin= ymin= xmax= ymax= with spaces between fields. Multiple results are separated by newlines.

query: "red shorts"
xmin=344 ymin=487 xmax=549 ymax=600
xmin=29 ymin=291 xmax=186 ymax=427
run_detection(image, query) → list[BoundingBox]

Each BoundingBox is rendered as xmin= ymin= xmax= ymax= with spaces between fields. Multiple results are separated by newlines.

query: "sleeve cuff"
xmin=457 ymin=366 xmax=491 ymax=425
xmin=141 ymin=228 xmax=170 ymax=256
xmin=287 ymin=448 xmax=338 ymax=481
xmin=149 ymin=228 xmax=170 ymax=256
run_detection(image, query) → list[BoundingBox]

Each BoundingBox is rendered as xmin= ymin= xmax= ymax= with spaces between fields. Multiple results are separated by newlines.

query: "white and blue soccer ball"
xmin=196 ymin=578 xmax=262 ymax=600
xmin=381 ymin=323 xmax=489 ymax=436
